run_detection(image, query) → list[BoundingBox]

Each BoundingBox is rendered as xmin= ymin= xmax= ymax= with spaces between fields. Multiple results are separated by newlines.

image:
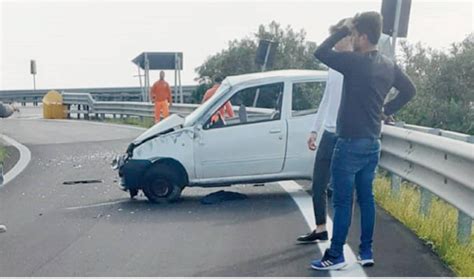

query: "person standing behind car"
xmin=202 ymin=76 xmax=235 ymax=125
xmin=297 ymin=18 xmax=353 ymax=243
xmin=150 ymin=71 xmax=172 ymax=123
xmin=311 ymin=12 xmax=415 ymax=270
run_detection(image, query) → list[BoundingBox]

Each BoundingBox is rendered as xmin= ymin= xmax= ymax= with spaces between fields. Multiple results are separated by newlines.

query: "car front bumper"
xmin=116 ymin=157 xmax=152 ymax=190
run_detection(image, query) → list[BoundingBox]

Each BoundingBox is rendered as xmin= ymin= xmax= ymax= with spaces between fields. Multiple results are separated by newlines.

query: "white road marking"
xmin=65 ymin=200 xmax=127 ymax=210
xmin=278 ymin=180 xmax=368 ymax=277
xmin=0 ymin=134 xmax=32 ymax=188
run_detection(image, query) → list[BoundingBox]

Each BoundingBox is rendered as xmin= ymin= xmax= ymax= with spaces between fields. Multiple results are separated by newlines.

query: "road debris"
xmin=200 ymin=190 xmax=248 ymax=205
xmin=63 ymin=179 xmax=103 ymax=185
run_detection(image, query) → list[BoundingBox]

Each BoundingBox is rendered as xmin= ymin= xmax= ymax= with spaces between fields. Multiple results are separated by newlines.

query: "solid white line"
xmin=278 ymin=180 xmax=367 ymax=277
xmin=0 ymin=134 xmax=32 ymax=188
xmin=65 ymin=200 xmax=126 ymax=210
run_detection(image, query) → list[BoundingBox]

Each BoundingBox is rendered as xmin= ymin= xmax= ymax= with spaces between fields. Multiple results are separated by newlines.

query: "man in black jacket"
xmin=311 ymin=12 xmax=416 ymax=270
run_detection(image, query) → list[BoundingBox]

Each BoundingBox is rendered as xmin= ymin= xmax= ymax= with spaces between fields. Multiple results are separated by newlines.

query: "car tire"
xmin=142 ymin=164 xmax=183 ymax=203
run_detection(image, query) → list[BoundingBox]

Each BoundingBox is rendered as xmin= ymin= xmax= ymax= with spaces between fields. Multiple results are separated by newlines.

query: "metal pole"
xmin=137 ymin=66 xmax=145 ymax=102
xmin=253 ymin=41 xmax=272 ymax=107
xmin=144 ymin=53 xmax=150 ymax=103
xmin=174 ymin=53 xmax=178 ymax=104
xmin=178 ymin=60 xmax=183 ymax=103
xmin=33 ymin=74 xmax=36 ymax=91
xmin=261 ymin=41 xmax=272 ymax=72
xmin=391 ymin=0 xmax=403 ymax=57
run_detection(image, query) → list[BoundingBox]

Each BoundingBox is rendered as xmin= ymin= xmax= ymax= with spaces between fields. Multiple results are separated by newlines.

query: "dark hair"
xmin=214 ymin=76 xmax=224 ymax=83
xmin=353 ymin=11 xmax=382 ymax=45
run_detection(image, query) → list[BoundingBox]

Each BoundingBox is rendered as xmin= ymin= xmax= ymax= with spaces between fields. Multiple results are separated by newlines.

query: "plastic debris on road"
xmin=200 ymin=190 xmax=248 ymax=205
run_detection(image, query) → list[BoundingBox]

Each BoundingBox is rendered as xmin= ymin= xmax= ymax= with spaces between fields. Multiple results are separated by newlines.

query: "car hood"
xmin=132 ymin=114 xmax=185 ymax=145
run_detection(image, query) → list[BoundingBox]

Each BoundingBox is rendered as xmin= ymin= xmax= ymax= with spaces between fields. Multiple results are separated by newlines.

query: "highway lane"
xmin=0 ymin=116 xmax=453 ymax=276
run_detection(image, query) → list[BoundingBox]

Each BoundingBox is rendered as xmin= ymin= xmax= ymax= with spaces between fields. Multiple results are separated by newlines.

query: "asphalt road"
xmin=0 ymin=111 xmax=454 ymax=276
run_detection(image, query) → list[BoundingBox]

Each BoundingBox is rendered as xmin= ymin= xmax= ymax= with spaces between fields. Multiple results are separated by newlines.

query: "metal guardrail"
xmin=62 ymin=92 xmax=197 ymax=119
xmin=63 ymin=92 xmax=474 ymax=244
xmin=399 ymin=123 xmax=474 ymax=143
xmin=380 ymin=124 xmax=473 ymax=244
xmin=62 ymin=92 xmax=271 ymax=119
xmin=0 ymin=85 xmax=198 ymax=105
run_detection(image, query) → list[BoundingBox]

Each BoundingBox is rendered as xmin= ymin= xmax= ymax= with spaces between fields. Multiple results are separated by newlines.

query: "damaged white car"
xmin=114 ymin=70 xmax=327 ymax=203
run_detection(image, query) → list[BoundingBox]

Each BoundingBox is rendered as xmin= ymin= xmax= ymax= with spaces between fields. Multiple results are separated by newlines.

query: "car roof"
xmin=225 ymin=69 xmax=328 ymax=87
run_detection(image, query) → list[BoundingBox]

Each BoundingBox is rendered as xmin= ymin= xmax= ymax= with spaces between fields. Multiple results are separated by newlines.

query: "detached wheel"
xmin=143 ymin=164 xmax=183 ymax=203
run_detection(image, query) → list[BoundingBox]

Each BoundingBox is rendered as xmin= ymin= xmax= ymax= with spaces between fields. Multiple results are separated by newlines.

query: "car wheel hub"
xmin=151 ymin=179 xmax=170 ymax=197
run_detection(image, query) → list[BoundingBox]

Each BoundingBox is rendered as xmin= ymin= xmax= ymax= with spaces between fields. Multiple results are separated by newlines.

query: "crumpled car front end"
xmin=112 ymin=114 xmax=186 ymax=190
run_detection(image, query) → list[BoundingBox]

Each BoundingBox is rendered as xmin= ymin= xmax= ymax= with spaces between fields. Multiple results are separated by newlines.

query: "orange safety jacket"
xmin=150 ymin=80 xmax=172 ymax=104
xmin=202 ymin=84 xmax=234 ymax=122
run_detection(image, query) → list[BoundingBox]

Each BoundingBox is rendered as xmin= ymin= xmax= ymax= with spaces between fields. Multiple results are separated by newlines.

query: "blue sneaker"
xmin=358 ymin=250 xmax=375 ymax=267
xmin=311 ymin=250 xmax=347 ymax=270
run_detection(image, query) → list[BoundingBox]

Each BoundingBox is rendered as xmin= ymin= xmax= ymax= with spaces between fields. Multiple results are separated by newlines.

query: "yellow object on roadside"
xmin=42 ymin=90 xmax=66 ymax=119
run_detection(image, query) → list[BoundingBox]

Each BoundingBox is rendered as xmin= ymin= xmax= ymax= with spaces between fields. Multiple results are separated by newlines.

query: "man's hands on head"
xmin=343 ymin=18 xmax=354 ymax=30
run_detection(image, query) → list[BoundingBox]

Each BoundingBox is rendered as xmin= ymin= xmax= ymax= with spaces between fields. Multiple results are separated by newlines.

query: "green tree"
xmin=397 ymin=35 xmax=474 ymax=134
xmin=191 ymin=82 xmax=213 ymax=104
xmin=195 ymin=21 xmax=323 ymax=82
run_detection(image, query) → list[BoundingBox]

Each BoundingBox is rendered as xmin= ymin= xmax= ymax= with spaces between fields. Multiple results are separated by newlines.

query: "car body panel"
xmin=118 ymin=69 xmax=328 ymax=189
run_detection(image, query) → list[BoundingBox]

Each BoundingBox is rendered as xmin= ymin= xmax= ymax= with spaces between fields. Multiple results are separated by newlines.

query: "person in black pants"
xmin=311 ymin=12 xmax=416 ymax=270
xmin=297 ymin=19 xmax=352 ymax=243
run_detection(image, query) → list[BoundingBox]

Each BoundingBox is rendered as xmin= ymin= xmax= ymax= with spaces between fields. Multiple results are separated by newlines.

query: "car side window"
xmin=204 ymin=82 xmax=284 ymax=130
xmin=292 ymin=81 xmax=325 ymax=117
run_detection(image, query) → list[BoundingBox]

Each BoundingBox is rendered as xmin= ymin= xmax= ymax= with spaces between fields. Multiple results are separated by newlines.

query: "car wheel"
xmin=142 ymin=164 xmax=183 ymax=203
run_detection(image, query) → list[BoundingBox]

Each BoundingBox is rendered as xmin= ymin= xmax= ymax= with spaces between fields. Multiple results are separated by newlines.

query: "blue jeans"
xmin=328 ymin=137 xmax=381 ymax=257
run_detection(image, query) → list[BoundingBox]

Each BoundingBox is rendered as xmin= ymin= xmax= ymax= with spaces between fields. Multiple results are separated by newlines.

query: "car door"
xmin=194 ymin=82 xmax=287 ymax=179
xmin=285 ymin=80 xmax=326 ymax=177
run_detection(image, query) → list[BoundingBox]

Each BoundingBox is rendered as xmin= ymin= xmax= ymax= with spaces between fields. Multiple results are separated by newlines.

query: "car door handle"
xmin=269 ymin=128 xmax=281 ymax=134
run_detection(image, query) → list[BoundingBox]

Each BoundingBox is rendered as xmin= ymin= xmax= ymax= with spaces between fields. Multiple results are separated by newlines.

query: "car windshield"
xmin=183 ymin=80 xmax=232 ymax=127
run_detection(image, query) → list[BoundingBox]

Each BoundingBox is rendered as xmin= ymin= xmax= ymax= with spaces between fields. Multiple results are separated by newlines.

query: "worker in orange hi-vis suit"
xmin=150 ymin=71 xmax=172 ymax=123
xmin=201 ymin=76 xmax=234 ymax=124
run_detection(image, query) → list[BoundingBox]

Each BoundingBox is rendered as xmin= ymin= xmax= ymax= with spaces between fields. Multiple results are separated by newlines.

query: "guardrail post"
xmin=388 ymin=122 xmax=406 ymax=199
xmin=419 ymin=188 xmax=432 ymax=217
xmin=417 ymin=129 xmax=442 ymax=217
xmin=390 ymin=173 xmax=401 ymax=198
xmin=457 ymin=211 xmax=472 ymax=245
xmin=84 ymin=105 xmax=89 ymax=120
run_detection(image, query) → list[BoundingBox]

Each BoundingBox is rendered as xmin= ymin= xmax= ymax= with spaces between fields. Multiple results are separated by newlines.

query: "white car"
xmin=115 ymin=70 xmax=328 ymax=202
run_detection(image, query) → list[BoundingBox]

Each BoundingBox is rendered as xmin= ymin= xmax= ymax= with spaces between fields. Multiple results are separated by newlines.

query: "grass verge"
xmin=0 ymin=145 xmax=6 ymax=164
xmin=104 ymin=117 xmax=155 ymax=129
xmin=374 ymin=176 xmax=474 ymax=277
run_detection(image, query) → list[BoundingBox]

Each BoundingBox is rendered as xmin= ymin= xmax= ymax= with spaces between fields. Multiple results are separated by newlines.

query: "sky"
xmin=1 ymin=0 xmax=473 ymax=90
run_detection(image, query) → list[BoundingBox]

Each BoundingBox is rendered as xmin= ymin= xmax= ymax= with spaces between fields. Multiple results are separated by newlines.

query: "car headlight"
xmin=111 ymin=154 xmax=128 ymax=170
